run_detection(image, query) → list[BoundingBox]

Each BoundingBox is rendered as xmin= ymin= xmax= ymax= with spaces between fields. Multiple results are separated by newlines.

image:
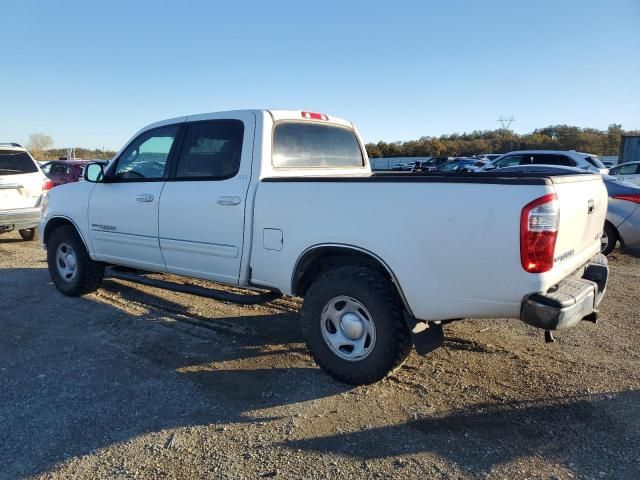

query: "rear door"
xmin=0 ymin=150 xmax=43 ymax=211
xmin=158 ymin=112 xmax=254 ymax=284
xmin=88 ymin=124 xmax=181 ymax=269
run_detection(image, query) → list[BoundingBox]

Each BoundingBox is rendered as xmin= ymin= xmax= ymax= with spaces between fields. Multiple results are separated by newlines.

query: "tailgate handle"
xmin=587 ymin=199 xmax=595 ymax=214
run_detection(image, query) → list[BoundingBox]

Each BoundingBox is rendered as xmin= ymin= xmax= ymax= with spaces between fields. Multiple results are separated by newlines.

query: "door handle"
xmin=217 ymin=196 xmax=241 ymax=206
xmin=136 ymin=193 xmax=154 ymax=202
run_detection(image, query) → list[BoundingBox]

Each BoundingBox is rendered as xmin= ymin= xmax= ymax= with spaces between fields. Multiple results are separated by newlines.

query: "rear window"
xmin=0 ymin=150 xmax=38 ymax=175
xmin=584 ymin=155 xmax=606 ymax=169
xmin=273 ymin=123 xmax=364 ymax=169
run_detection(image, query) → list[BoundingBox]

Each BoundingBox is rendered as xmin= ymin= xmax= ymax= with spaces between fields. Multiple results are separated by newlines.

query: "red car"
xmin=39 ymin=160 xmax=101 ymax=187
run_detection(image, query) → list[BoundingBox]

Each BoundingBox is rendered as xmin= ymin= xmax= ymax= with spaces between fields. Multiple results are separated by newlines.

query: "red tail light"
xmin=520 ymin=193 xmax=560 ymax=273
xmin=612 ymin=194 xmax=640 ymax=204
xmin=42 ymin=179 xmax=54 ymax=192
xmin=301 ymin=111 xmax=328 ymax=121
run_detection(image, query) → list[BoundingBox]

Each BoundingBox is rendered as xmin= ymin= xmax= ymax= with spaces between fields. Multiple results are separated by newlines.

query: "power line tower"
xmin=497 ymin=116 xmax=516 ymax=130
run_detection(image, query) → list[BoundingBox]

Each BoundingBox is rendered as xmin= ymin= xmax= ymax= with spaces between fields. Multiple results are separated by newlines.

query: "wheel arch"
xmin=43 ymin=216 xmax=92 ymax=254
xmin=291 ymin=244 xmax=413 ymax=316
xmin=604 ymin=219 xmax=623 ymax=248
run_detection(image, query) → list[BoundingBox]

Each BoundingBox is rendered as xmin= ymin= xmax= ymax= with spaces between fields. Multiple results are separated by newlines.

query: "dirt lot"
xmin=0 ymin=232 xmax=638 ymax=480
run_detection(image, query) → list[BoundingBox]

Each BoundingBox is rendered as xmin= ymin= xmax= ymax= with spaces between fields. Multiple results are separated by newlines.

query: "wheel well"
xmin=292 ymin=246 xmax=399 ymax=298
xmin=43 ymin=218 xmax=81 ymax=247
xmin=604 ymin=220 xmax=622 ymax=247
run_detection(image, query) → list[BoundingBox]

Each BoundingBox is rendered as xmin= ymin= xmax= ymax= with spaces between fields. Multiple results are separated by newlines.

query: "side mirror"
xmin=84 ymin=163 xmax=105 ymax=183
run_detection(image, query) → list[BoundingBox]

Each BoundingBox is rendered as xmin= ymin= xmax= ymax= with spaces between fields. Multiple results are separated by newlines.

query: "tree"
xmin=27 ymin=132 xmax=54 ymax=152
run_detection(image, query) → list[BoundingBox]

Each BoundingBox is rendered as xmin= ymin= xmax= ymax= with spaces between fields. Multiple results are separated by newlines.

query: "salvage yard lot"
xmin=1 ymin=233 xmax=639 ymax=479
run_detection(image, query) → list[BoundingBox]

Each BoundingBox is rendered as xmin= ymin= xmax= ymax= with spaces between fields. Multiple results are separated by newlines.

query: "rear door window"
xmin=273 ymin=123 xmax=364 ymax=168
xmin=174 ymin=120 xmax=244 ymax=179
xmin=0 ymin=150 xmax=38 ymax=175
xmin=526 ymin=154 xmax=575 ymax=166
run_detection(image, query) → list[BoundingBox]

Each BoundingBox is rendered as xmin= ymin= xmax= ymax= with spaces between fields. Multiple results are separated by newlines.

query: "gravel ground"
xmin=0 ymin=232 xmax=638 ymax=480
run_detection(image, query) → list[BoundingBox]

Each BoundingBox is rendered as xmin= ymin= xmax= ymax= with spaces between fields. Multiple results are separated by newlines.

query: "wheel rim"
xmin=600 ymin=231 xmax=609 ymax=252
xmin=55 ymin=243 xmax=78 ymax=282
xmin=320 ymin=295 xmax=376 ymax=362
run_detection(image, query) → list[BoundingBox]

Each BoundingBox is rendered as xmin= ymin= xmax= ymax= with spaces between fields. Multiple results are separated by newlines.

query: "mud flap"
xmin=413 ymin=323 xmax=444 ymax=355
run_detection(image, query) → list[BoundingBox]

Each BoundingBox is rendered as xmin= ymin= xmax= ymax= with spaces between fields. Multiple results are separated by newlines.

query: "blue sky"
xmin=1 ymin=0 xmax=638 ymax=150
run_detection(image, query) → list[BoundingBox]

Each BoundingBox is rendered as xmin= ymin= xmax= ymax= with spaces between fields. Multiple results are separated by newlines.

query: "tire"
xmin=47 ymin=225 xmax=104 ymax=296
xmin=19 ymin=228 xmax=37 ymax=241
xmin=301 ymin=266 xmax=412 ymax=385
xmin=601 ymin=222 xmax=618 ymax=256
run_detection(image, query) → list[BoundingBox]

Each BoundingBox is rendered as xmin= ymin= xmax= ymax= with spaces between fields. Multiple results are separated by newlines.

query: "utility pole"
xmin=497 ymin=116 xmax=516 ymax=130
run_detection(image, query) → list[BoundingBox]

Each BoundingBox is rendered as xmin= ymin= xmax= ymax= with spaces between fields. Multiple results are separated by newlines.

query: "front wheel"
xmin=301 ymin=266 xmax=412 ymax=385
xmin=601 ymin=222 xmax=618 ymax=256
xmin=19 ymin=228 xmax=37 ymax=241
xmin=47 ymin=225 xmax=105 ymax=296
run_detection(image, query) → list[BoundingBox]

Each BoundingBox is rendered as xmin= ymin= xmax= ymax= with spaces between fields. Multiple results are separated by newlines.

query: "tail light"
xmin=520 ymin=193 xmax=560 ymax=273
xmin=42 ymin=179 xmax=54 ymax=192
xmin=612 ymin=194 xmax=640 ymax=204
xmin=301 ymin=111 xmax=328 ymax=121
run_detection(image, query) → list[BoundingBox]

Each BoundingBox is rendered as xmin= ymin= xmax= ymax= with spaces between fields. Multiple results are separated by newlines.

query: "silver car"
xmin=482 ymin=150 xmax=609 ymax=174
xmin=601 ymin=175 xmax=640 ymax=255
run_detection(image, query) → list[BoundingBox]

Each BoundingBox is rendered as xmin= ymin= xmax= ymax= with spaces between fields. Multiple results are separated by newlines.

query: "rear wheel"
xmin=301 ymin=266 xmax=412 ymax=385
xmin=19 ymin=228 xmax=37 ymax=241
xmin=601 ymin=222 xmax=618 ymax=256
xmin=47 ymin=225 xmax=104 ymax=296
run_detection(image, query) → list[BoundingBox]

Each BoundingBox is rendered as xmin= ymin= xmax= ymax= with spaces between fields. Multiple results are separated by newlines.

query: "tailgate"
xmin=552 ymin=174 xmax=607 ymax=264
xmin=0 ymin=173 xmax=43 ymax=210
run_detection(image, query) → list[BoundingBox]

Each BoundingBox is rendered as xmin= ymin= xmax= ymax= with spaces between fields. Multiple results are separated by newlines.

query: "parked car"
xmin=602 ymin=160 xmax=616 ymax=169
xmin=492 ymin=165 xmax=640 ymax=255
xmin=482 ymin=150 xmax=609 ymax=174
xmin=437 ymin=157 xmax=486 ymax=172
xmin=0 ymin=143 xmax=51 ymax=240
xmin=40 ymin=160 xmax=104 ymax=187
xmin=609 ymin=161 xmax=640 ymax=186
xmin=411 ymin=157 xmax=449 ymax=172
xmin=474 ymin=154 xmax=501 ymax=162
xmin=40 ymin=109 xmax=608 ymax=385
xmin=391 ymin=161 xmax=414 ymax=171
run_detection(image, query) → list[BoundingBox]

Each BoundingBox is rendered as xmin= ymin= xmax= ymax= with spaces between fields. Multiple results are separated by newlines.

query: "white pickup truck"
xmin=40 ymin=110 xmax=609 ymax=385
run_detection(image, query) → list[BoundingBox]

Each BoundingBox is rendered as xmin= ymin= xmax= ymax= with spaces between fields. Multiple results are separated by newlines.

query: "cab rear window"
xmin=273 ymin=123 xmax=364 ymax=169
xmin=0 ymin=150 xmax=38 ymax=175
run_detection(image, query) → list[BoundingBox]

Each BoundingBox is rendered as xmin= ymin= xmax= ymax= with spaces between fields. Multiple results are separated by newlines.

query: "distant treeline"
xmin=37 ymin=148 xmax=116 ymax=161
xmin=365 ymin=124 xmax=639 ymax=158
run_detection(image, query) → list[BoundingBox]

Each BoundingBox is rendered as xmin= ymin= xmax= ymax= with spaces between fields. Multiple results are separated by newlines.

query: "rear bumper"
xmin=0 ymin=207 xmax=41 ymax=231
xmin=520 ymin=254 xmax=608 ymax=330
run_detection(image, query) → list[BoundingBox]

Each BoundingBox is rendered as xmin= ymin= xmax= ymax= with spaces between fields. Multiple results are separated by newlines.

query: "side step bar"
xmin=108 ymin=270 xmax=282 ymax=305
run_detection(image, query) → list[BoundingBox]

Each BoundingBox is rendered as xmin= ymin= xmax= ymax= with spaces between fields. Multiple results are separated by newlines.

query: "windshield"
xmin=0 ymin=150 xmax=38 ymax=175
xmin=273 ymin=123 xmax=364 ymax=168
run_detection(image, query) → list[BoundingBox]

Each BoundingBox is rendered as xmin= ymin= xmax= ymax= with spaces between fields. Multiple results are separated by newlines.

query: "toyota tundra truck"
xmin=39 ymin=110 xmax=609 ymax=385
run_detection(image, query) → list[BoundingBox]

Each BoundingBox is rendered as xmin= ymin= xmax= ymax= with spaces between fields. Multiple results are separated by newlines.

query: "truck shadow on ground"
xmin=1 ymin=266 xmax=639 ymax=479
xmin=0 ymin=267 xmax=346 ymax=478
xmin=280 ymin=391 xmax=640 ymax=477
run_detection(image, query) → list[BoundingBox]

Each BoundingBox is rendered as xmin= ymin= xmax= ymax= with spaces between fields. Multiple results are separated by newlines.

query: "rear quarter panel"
xmin=250 ymin=180 xmax=559 ymax=320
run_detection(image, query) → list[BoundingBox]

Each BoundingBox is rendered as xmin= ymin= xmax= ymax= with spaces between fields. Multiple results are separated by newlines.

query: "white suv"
xmin=482 ymin=150 xmax=609 ymax=174
xmin=0 ymin=143 xmax=49 ymax=240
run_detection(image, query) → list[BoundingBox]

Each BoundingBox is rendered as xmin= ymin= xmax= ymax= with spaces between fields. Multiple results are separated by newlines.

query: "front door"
xmin=158 ymin=114 xmax=253 ymax=284
xmin=89 ymin=124 xmax=181 ymax=270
